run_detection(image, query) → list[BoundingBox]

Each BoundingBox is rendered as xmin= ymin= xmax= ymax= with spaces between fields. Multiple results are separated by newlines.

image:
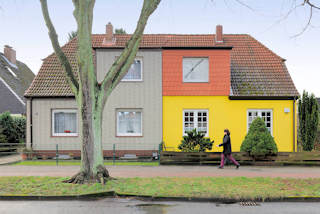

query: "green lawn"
xmin=0 ymin=176 xmax=320 ymax=200
xmin=14 ymin=160 xmax=159 ymax=166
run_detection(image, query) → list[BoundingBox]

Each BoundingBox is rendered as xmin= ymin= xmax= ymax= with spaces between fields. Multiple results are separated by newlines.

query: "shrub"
xmin=298 ymin=91 xmax=319 ymax=151
xmin=0 ymin=112 xmax=17 ymax=144
xmin=0 ymin=125 xmax=8 ymax=144
xmin=178 ymin=129 xmax=214 ymax=152
xmin=0 ymin=112 xmax=26 ymax=144
xmin=12 ymin=116 xmax=26 ymax=143
xmin=240 ymin=117 xmax=278 ymax=158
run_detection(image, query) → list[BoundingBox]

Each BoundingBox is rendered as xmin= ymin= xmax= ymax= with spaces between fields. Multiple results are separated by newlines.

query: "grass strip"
xmin=14 ymin=161 xmax=158 ymax=166
xmin=0 ymin=176 xmax=320 ymax=200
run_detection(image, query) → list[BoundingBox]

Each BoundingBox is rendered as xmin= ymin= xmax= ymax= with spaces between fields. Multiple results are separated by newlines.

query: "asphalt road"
xmin=0 ymin=198 xmax=319 ymax=214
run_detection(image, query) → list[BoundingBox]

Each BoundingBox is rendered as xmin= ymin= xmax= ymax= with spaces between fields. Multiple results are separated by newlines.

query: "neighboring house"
xmin=0 ymin=45 xmax=35 ymax=115
xmin=25 ymin=24 xmax=299 ymax=157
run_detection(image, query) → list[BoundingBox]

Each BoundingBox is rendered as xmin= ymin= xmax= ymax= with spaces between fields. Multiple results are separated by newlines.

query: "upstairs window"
xmin=122 ymin=59 xmax=142 ymax=81
xmin=52 ymin=109 xmax=78 ymax=136
xmin=183 ymin=57 xmax=209 ymax=82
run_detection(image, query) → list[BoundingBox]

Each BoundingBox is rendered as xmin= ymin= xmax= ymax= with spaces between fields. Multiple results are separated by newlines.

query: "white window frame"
xmin=182 ymin=57 xmax=209 ymax=83
xmin=183 ymin=109 xmax=209 ymax=137
xmin=247 ymin=109 xmax=273 ymax=135
xmin=121 ymin=58 xmax=143 ymax=82
xmin=116 ymin=109 xmax=143 ymax=137
xmin=52 ymin=109 xmax=78 ymax=137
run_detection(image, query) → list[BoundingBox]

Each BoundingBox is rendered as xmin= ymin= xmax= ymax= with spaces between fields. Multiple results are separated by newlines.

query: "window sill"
xmin=116 ymin=135 xmax=143 ymax=138
xmin=51 ymin=134 xmax=79 ymax=137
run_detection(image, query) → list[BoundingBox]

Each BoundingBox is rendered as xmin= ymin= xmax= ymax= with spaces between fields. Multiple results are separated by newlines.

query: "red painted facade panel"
xmin=162 ymin=49 xmax=231 ymax=96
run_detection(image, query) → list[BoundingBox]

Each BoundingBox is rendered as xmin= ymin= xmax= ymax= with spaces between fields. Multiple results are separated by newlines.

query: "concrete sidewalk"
xmin=0 ymin=155 xmax=21 ymax=165
xmin=0 ymin=165 xmax=319 ymax=178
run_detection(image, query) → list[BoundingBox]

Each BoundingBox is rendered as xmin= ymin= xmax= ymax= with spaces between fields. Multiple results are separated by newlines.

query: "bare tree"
xmin=292 ymin=0 xmax=320 ymax=37
xmin=39 ymin=0 xmax=161 ymax=184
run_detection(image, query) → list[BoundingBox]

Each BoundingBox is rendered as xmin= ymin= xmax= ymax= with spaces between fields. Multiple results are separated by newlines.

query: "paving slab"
xmin=0 ymin=155 xmax=21 ymax=165
xmin=0 ymin=165 xmax=319 ymax=178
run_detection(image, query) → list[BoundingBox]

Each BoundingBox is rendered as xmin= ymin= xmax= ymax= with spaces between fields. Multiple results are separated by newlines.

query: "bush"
xmin=0 ymin=112 xmax=26 ymax=144
xmin=13 ymin=116 xmax=26 ymax=143
xmin=178 ymin=129 xmax=214 ymax=152
xmin=298 ymin=91 xmax=319 ymax=151
xmin=240 ymin=117 xmax=278 ymax=158
xmin=0 ymin=125 xmax=8 ymax=144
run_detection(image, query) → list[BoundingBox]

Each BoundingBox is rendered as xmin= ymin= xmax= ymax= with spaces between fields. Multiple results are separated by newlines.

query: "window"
xmin=117 ymin=110 xmax=142 ymax=136
xmin=122 ymin=59 xmax=142 ymax=81
xmin=52 ymin=109 xmax=78 ymax=136
xmin=183 ymin=110 xmax=208 ymax=136
xmin=183 ymin=57 xmax=209 ymax=82
xmin=247 ymin=109 xmax=273 ymax=134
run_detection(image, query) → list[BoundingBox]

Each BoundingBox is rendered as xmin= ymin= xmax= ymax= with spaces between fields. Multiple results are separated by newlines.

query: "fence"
xmin=0 ymin=143 xmax=25 ymax=155
xmin=0 ymin=143 xmax=162 ymax=166
xmin=160 ymin=151 xmax=320 ymax=165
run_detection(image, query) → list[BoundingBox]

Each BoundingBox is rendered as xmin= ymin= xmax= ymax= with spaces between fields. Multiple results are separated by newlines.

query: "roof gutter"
xmin=293 ymin=97 xmax=296 ymax=152
xmin=93 ymin=46 xmax=233 ymax=50
xmin=229 ymin=96 xmax=298 ymax=100
xmin=24 ymin=95 xmax=75 ymax=99
xmin=30 ymin=98 xmax=33 ymax=150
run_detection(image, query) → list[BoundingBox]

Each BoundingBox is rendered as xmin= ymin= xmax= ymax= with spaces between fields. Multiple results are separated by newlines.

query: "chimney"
xmin=4 ymin=45 xmax=16 ymax=65
xmin=103 ymin=22 xmax=115 ymax=45
xmin=215 ymin=25 xmax=223 ymax=43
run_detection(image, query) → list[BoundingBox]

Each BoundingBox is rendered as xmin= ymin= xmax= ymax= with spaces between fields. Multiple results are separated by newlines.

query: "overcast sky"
xmin=0 ymin=0 xmax=319 ymax=96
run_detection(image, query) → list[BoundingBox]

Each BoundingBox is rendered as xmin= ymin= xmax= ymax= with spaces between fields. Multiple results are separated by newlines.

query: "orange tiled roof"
xmin=25 ymin=34 xmax=299 ymax=97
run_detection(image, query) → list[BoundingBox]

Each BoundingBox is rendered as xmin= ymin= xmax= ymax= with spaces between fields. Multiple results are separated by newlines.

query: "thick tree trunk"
xmin=64 ymin=82 xmax=109 ymax=184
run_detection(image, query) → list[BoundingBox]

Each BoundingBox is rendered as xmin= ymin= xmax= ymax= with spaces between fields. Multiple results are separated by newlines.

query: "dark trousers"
xmin=220 ymin=153 xmax=239 ymax=167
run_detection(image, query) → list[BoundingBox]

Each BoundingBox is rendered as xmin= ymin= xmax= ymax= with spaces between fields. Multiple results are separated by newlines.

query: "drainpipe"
xmin=30 ymin=98 xmax=33 ymax=149
xmin=293 ymin=98 xmax=296 ymax=152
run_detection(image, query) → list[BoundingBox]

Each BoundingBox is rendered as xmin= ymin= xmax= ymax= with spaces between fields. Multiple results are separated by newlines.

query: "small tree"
xmin=298 ymin=91 xmax=319 ymax=151
xmin=178 ymin=129 xmax=214 ymax=152
xmin=240 ymin=117 xmax=278 ymax=158
xmin=68 ymin=30 xmax=77 ymax=41
xmin=115 ymin=28 xmax=127 ymax=34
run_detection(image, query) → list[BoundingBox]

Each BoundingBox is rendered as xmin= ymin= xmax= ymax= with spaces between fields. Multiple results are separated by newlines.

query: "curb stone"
xmin=0 ymin=191 xmax=319 ymax=203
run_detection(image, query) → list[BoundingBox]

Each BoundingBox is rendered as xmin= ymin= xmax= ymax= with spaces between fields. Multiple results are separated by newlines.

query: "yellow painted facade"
xmin=163 ymin=96 xmax=297 ymax=152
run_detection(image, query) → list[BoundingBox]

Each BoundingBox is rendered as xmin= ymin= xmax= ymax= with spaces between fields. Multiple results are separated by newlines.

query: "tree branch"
xmin=304 ymin=0 xmax=320 ymax=10
xmin=40 ymin=0 xmax=79 ymax=95
xmin=100 ymin=0 xmax=161 ymax=104
xmin=291 ymin=5 xmax=313 ymax=37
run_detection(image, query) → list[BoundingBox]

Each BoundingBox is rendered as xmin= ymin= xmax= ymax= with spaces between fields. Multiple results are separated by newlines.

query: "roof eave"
xmin=93 ymin=46 xmax=233 ymax=50
xmin=229 ymin=95 xmax=299 ymax=100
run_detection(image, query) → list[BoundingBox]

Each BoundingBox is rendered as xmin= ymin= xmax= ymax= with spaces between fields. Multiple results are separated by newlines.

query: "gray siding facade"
xmin=27 ymin=49 xmax=162 ymax=153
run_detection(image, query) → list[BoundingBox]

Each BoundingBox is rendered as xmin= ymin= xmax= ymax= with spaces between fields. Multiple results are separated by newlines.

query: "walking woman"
xmin=216 ymin=129 xmax=240 ymax=169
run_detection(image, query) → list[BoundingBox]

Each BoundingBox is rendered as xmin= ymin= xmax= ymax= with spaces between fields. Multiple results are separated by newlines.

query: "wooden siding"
xmin=30 ymin=49 xmax=162 ymax=152
xmin=96 ymin=49 xmax=162 ymax=151
xmin=31 ymin=98 xmax=80 ymax=150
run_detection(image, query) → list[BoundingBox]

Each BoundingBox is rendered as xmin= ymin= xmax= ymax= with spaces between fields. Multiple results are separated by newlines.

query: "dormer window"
xmin=183 ymin=57 xmax=209 ymax=82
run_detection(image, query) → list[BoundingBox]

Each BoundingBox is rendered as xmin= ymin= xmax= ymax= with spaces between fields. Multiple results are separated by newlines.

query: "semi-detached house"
xmin=25 ymin=24 xmax=299 ymax=157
